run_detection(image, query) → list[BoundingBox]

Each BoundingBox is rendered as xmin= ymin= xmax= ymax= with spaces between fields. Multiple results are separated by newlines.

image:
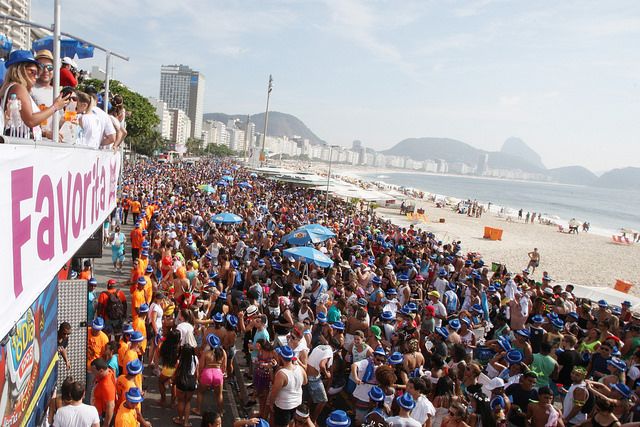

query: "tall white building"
xmin=168 ymin=108 xmax=191 ymax=152
xmin=0 ymin=0 xmax=31 ymax=50
xmin=159 ymin=65 xmax=205 ymax=141
xmin=147 ymin=97 xmax=172 ymax=139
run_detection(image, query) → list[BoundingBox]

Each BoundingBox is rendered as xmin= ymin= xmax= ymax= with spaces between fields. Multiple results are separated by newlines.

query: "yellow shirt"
xmin=115 ymin=405 xmax=139 ymax=427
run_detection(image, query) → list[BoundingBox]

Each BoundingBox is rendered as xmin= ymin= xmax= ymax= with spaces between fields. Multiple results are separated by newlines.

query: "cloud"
xmin=499 ymin=95 xmax=521 ymax=106
xmin=453 ymin=0 xmax=501 ymax=17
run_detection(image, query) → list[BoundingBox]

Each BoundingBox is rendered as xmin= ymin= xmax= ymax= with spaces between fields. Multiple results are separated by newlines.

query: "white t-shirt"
xmin=385 ymin=415 xmax=422 ymax=427
xmin=433 ymin=301 xmax=447 ymax=327
xmin=52 ymin=403 xmax=99 ymax=427
xmin=150 ymin=302 xmax=164 ymax=331
xmin=176 ymin=321 xmax=195 ymax=347
xmin=78 ymin=106 xmax=116 ymax=149
xmin=307 ymin=345 xmax=333 ymax=372
xmin=411 ymin=395 xmax=436 ymax=424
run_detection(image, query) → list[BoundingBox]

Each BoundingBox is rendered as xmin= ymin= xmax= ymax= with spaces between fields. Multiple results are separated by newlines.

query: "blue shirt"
xmin=88 ymin=291 xmax=96 ymax=322
xmin=252 ymin=328 xmax=270 ymax=360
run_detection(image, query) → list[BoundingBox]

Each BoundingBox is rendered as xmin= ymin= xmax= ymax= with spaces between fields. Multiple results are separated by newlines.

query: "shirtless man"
xmin=526 ymin=248 xmax=540 ymax=274
xmin=527 ymin=386 xmax=564 ymax=427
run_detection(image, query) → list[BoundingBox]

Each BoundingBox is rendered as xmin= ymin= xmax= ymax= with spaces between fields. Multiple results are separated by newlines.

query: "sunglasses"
xmin=40 ymin=64 xmax=54 ymax=72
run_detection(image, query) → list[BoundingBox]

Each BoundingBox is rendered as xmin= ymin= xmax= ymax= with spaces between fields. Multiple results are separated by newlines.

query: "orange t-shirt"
xmin=130 ymin=200 xmax=141 ymax=214
xmin=87 ymin=329 xmax=109 ymax=369
xmin=130 ymin=289 xmax=146 ymax=320
xmin=114 ymin=405 xmax=139 ymax=427
xmin=117 ymin=339 xmax=129 ymax=369
xmin=139 ymin=257 xmax=149 ymax=274
xmin=79 ymin=269 xmax=91 ymax=281
xmin=132 ymin=317 xmax=147 ymax=353
xmin=130 ymin=229 xmax=143 ymax=249
xmin=115 ymin=375 xmax=141 ymax=411
xmin=93 ymin=369 xmax=116 ymax=416
xmin=143 ymin=276 xmax=153 ymax=304
xmin=122 ymin=349 xmax=142 ymax=390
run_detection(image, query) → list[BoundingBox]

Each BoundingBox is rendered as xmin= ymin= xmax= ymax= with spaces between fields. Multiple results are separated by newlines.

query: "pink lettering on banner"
xmin=35 ymin=175 xmax=55 ymax=260
xmin=71 ymin=172 xmax=82 ymax=238
xmin=56 ymin=172 xmax=72 ymax=252
xmin=109 ymin=159 xmax=117 ymax=206
xmin=11 ymin=167 xmax=33 ymax=298
xmin=99 ymin=165 xmax=106 ymax=211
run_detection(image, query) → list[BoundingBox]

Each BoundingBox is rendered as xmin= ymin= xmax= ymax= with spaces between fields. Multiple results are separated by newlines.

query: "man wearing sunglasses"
xmin=31 ymin=50 xmax=56 ymax=138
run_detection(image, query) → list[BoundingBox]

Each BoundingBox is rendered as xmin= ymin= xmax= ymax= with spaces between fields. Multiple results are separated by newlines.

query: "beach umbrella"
xmin=223 ymin=169 xmax=231 ymax=174
xmin=238 ymin=181 xmax=253 ymax=189
xmin=222 ymin=175 xmax=234 ymax=182
xmin=32 ymin=36 xmax=95 ymax=59
xmin=299 ymin=223 xmax=336 ymax=239
xmin=211 ymin=212 xmax=243 ymax=224
xmin=250 ymin=173 xmax=258 ymax=178
xmin=282 ymin=229 xmax=329 ymax=245
xmin=283 ymin=247 xmax=334 ymax=268
xmin=197 ymin=184 xmax=215 ymax=193
xmin=216 ymin=180 xmax=228 ymax=186
xmin=0 ymin=34 xmax=12 ymax=55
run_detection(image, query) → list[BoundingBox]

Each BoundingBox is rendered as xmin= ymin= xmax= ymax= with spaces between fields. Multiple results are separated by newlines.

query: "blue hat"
xmin=460 ymin=317 xmax=471 ymax=327
xmin=219 ymin=292 xmax=227 ymax=300
xmin=568 ymin=312 xmax=579 ymax=320
xmin=130 ymin=331 xmax=144 ymax=342
xmin=137 ymin=277 xmax=146 ymax=285
xmin=126 ymin=359 xmax=143 ymax=375
xmin=398 ymin=274 xmax=409 ymax=282
xmin=448 ymin=282 xmax=456 ymax=290
xmin=399 ymin=306 xmax=411 ymax=316
xmin=207 ymin=333 xmax=221 ymax=349
xmin=254 ymin=420 xmax=269 ymax=427
xmin=142 ymin=240 xmax=150 ymax=247
xmin=145 ymin=265 xmax=154 ymax=273
xmin=385 ymin=288 xmax=397 ymax=296
xmin=125 ymin=387 xmax=144 ymax=403
xmin=515 ymin=329 xmax=530 ymax=338
xmin=380 ymin=311 xmax=395 ymax=321
xmin=472 ymin=304 xmax=483 ymax=313
xmin=5 ymin=50 xmax=39 ymax=68
xmin=317 ymin=312 xmax=327 ymax=323
xmin=205 ymin=252 xmax=213 ymax=260
xmin=141 ymin=249 xmax=149 ymax=256
xmin=122 ymin=324 xmax=134 ymax=335
xmin=598 ymin=299 xmax=608 ymax=308
xmin=497 ymin=336 xmax=512 ymax=352
xmin=608 ymin=357 xmax=627 ymax=372
xmin=388 ymin=352 xmax=404 ymax=365
xmin=622 ymin=300 xmax=632 ymax=307
xmin=547 ymin=312 xmax=559 ymax=320
xmin=612 ymin=383 xmax=632 ymax=398
xmin=551 ymin=318 xmax=564 ymax=329
xmin=331 ymin=321 xmax=345 ymax=331
xmin=407 ymin=302 xmax=417 ymax=312
xmin=276 ymin=345 xmax=294 ymax=361
xmin=612 ymin=306 xmax=622 ymax=315
xmin=258 ymin=259 xmax=266 ymax=266
xmin=357 ymin=298 xmax=368 ymax=307
xmin=92 ymin=317 xmax=104 ymax=330
xmin=491 ymin=395 xmax=506 ymax=409
xmin=209 ymin=271 xmax=218 ymax=279
xmin=397 ymin=392 xmax=416 ymax=410
xmin=88 ymin=278 xmax=98 ymax=286
xmin=226 ymin=314 xmax=238 ymax=328
xmin=372 ymin=276 xmax=382 ymax=285
xmin=293 ymin=284 xmax=303 ymax=295
xmin=138 ymin=303 xmax=149 ymax=314
xmin=465 ymin=260 xmax=472 ymax=266
xmin=487 ymin=286 xmax=496 ymax=292
xmin=543 ymin=274 xmax=552 ymax=281
xmin=231 ymin=260 xmax=239 ymax=269
xmin=531 ymin=315 xmax=544 ymax=324
xmin=435 ymin=326 xmax=449 ymax=339
xmin=368 ymin=386 xmax=385 ymax=402
xmin=373 ymin=346 xmax=386 ymax=357
xmin=438 ymin=269 xmax=447 ymax=277
xmin=212 ymin=312 xmax=224 ymax=323
xmin=506 ymin=349 xmax=523 ymax=364
xmin=448 ymin=319 xmax=461 ymax=330
xmin=326 ymin=410 xmax=351 ymax=427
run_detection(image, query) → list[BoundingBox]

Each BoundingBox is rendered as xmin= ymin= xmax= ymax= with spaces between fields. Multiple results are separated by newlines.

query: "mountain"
xmin=382 ymin=137 xmax=545 ymax=173
xmin=500 ymin=137 xmax=546 ymax=169
xmin=203 ymin=111 xmax=325 ymax=145
xmin=548 ymin=166 xmax=598 ymax=186
xmin=594 ymin=167 xmax=640 ymax=190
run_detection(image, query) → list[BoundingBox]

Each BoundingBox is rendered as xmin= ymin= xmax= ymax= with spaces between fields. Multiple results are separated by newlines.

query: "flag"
xmin=268 ymin=74 xmax=273 ymax=93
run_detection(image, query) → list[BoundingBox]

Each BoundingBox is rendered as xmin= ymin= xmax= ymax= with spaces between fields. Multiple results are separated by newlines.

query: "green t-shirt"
xmin=532 ymin=353 xmax=557 ymax=387
xmin=327 ymin=305 xmax=341 ymax=323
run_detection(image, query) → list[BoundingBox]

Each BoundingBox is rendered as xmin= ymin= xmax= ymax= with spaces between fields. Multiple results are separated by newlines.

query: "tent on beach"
xmin=564 ymin=282 xmax=640 ymax=310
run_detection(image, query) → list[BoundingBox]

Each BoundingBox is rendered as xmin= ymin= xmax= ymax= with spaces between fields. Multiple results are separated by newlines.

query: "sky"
xmin=32 ymin=0 xmax=640 ymax=171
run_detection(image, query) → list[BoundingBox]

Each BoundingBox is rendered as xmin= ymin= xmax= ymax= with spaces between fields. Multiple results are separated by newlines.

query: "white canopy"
xmin=564 ymin=282 xmax=640 ymax=310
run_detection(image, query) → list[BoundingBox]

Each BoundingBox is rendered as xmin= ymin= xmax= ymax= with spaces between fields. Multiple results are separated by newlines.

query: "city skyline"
xmin=31 ymin=0 xmax=640 ymax=170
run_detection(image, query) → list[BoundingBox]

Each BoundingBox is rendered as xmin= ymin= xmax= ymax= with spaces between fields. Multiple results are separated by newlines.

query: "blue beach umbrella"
xmin=283 ymin=247 xmax=334 ymax=268
xmin=32 ymin=36 xmax=95 ymax=59
xmin=282 ymin=228 xmax=331 ymax=245
xmin=0 ymin=34 xmax=12 ymax=55
xmin=299 ymin=223 xmax=336 ymax=239
xmin=197 ymin=184 xmax=215 ymax=193
xmin=211 ymin=212 xmax=243 ymax=224
xmin=222 ymin=175 xmax=234 ymax=182
xmin=238 ymin=181 xmax=253 ymax=189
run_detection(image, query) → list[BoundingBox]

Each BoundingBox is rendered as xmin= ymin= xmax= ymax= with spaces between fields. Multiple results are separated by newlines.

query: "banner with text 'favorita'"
xmin=0 ymin=145 xmax=121 ymax=340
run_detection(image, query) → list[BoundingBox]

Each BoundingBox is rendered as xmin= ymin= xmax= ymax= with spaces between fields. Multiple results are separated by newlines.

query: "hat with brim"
xmin=275 ymin=345 xmax=294 ymax=361
xmin=137 ymin=277 xmax=146 ymax=285
xmin=326 ymin=410 xmax=351 ymax=427
xmin=497 ymin=336 xmax=512 ymax=352
xmin=397 ymin=392 xmax=416 ymax=410
xmin=448 ymin=319 xmax=461 ymax=331
xmin=372 ymin=276 xmax=382 ymax=285
xmin=368 ymin=386 xmax=385 ymax=402
xmin=607 ymin=357 xmax=627 ymax=372
xmin=531 ymin=315 xmax=544 ymax=324
xmin=515 ymin=329 xmax=530 ymax=338
xmin=339 ymin=261 xmax=351 ymax=269
xmin=130 ymin=331 xmax=144 ymax=342
xmin=380 ymin=311 xmax=395 ymax=321
xmin=612 ymin=383 xmax=631 ymax=399
xmin=388 ymin=352 xmax=404 ymax=365
xmin=435 ymin=326 xmax=449 ymax=339
xmin=35 ymin=49 xmax=54 ymax=62
xmin=487 ymin=377 xmax=505 ymax=390
xmin=122 ymin=324 xmax=134 ymax=335
xmin=6 ymin=50 xmax=39 ymax=68
xmin=138 ymin=303 xmax=149 ymax=314
xmin=317 ymin=312 xmax=327 ymax=323
xmin=373 ymin=346 xmax=386 ymax=357
xmin=125 ymin=387 xmax=144 ymax=404
xmin=212 ymin=312 xmax=224 ymax=323
xmin=207 ymin=333 xmax=221 ymax=349
xmin=370 ymin=325 xmax=382 ymax=339
xmin=91 ymin=317 xmax=104 ymax=330
xmin=428 ymin=290 xmax=440 ymax=299
xmin=506 ymin=349 xmax=523 ymax=364
xmin=246 ymin=305 xmax=258 ymax=317
xmin=331 ymin=321 xmax=345 ymax=331
xmin=551 ymin=318 xmax=564 ymax=329
xmin=126 ymin=359 xmax=143 ymax=375
xmin=386 ymin=288 xmax=397 ymax=296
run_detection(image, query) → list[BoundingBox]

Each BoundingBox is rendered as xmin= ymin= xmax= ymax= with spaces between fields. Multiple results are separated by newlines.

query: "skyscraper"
xmin=159 ymin=64 xmax=205 ymax=140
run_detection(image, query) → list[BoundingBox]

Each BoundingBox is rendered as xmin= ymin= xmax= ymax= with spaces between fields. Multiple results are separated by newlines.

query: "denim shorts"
xmin=307 ymin=375 xmax=328 ymax=403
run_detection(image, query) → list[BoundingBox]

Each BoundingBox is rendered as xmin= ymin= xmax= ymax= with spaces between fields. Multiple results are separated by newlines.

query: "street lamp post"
xmin=325 ymin=145 xmax=338 ymax=213
xmin=260 ymin=75 xmax=273 ymax=166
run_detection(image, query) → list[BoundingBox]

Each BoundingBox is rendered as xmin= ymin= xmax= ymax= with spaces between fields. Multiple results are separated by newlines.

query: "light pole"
xmin=325 ymin=145 xmax=338 ymax=213
xmin=260 ymin=75 xmax=273 ymax=166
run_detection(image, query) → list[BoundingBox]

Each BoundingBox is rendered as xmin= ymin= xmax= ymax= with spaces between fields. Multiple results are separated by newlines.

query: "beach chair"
xmin=557 ymin=225 xmax=565 ymax=233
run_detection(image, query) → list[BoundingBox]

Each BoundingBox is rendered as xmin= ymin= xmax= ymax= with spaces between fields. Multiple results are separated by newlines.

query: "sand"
xmin=374 ymin=201 xmax=640 ymax=294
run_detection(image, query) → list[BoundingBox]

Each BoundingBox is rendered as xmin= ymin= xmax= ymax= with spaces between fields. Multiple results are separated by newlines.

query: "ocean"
xmin=360 ymin=172 xmax=640 ymax=235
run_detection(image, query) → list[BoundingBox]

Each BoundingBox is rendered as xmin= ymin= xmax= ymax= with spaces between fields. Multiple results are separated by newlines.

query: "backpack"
xmin=105 ymin=291 xmax=125 ymax=320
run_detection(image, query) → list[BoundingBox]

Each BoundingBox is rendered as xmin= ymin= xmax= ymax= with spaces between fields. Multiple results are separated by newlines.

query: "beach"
xmin=375 ymin=200 xmax=640 ymax=293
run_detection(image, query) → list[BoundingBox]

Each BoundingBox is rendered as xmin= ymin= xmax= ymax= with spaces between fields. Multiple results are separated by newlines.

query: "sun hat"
xmin=448 ymin=319 xmax=461 ymax=330
xmin=207 ymin=333 xmax=221 ymax=349
xmin=373 ymin=346 xmax=386 ymax=357
xmin=122 ymin=324 xmax=134 ymax=335
xmin=506 ymin=349 xmax=523 ymax=364
xmin=246 ymin=305 xmax=259 ymax=317
xmin=91 ymin=317 xmax=104 ymax=330
xmin=397 ymin=392 xmax=416 ymax=410
xmin=428 ymin=290 xmax=440 ymax=299
xmin=125 ymin=387 xmax=144 ymax=404
xmin=130 ymin=331 xmax=144 ymax=342
xmin=368 ymin=386 xmax=385 ymax=402
xmin=551 ymin=318 xmax=564 ymax=329
xmin=607 ymin=357 xmax=627 ymax=372
xmin=370 ymin=325 xmax=382 ymax=339
xmin=6 ymin=50 xmax=39 ymax=68
xmin=331 ymin=321 xmax=345 ymax=331
xmin=35 ymin=49 xmax=54 ymax=62
xmin=612 ymin=383 xmax=632 ymax=399
xmin=275 ymin=345 xmax=294 ymax=361
xmin=435 ymin=326 xmax=449 ymax=339
xmin=531 ymin=314 xmax=545 ymax=324
xmin=380 ymin=311 xmax=395 ymax=321
xmin=126 ymin=359 xmax=143 ymax=375
xmin=486 ymin=377 xmax=505 ymax=390
xmin=138 ymin=303 xmax=149 ymax=314
xmin=317 ymin=312 xmax=327 ymax=323
xmin=325 ymin=410 xmax=351 ymax=427
xmin=137 ymin=277 xmax=146 ymax=285
xmin=388 ymin=352 xmax=404 ymax=365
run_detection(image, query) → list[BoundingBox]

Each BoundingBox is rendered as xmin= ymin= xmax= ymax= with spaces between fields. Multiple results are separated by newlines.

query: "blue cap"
xmin=126 ymin=359 xmax=143 ymax=375
xmin=125 ymin=387 xmax=144 ymax=403
xmin=435 ymin=326 xmax=449 ymax=339
xmin=506 ymin=349 xmax=523 ymax=364
xmin=326 ymin=410 xmax=351 ymax=427
xmin=612 ymin=382 xmax=631 ymax=398
xmin=448 ymin=319 xmax=461 ymax=330
xmin=388 ymin=351 xmax=404 ymax=365
xmin=138 ymin=303 xmax=149 ymax=314
xmin=207 ymin=333 xmax=221 ymax=349
xmin=397 ymin=393 xmax=416 ymax=410
xmin=368 ymin=386 xmax=385 ymax=402
xmin=5 ymin=50 xmax=39 ymax=68
xmin=276 ymin=345 xmax=294 ymax=361
xmin=380 ymin=311 xmax=395 ymax=321
xmin=331 ymin=321 xmax=345 ymax=331
xmin=91 ymin=317 xmax=104 ymax=330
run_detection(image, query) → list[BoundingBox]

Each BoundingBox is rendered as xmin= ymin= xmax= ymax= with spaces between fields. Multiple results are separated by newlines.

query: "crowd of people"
xmin=1 ymin=49 xmax=125 ymax=148
xmin=54 ymin=158 xmax=640 ymax=427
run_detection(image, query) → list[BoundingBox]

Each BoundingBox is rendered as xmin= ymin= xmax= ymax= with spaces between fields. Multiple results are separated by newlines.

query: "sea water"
xmin=360 ymin=172 xmax=640 ymax=235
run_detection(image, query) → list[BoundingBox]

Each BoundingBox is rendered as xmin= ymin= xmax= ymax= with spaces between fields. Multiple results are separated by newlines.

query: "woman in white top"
xmin=75 ymin=91 xmax=116 ymax=149
xmin=148 ymin=292 xmax=165 ymax=369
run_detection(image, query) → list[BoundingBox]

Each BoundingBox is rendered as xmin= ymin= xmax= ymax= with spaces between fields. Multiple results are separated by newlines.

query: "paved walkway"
xmin=91 ymin=220 xmax=241 ymax=426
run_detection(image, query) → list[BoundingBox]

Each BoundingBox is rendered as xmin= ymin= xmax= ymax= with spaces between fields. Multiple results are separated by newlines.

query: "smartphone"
xmin=60 ymin=86 xmax=74 ymax=98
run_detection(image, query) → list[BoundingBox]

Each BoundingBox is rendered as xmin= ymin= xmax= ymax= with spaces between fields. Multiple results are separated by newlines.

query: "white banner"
xmin=0 ymin=144 xmax=121 ymax=339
